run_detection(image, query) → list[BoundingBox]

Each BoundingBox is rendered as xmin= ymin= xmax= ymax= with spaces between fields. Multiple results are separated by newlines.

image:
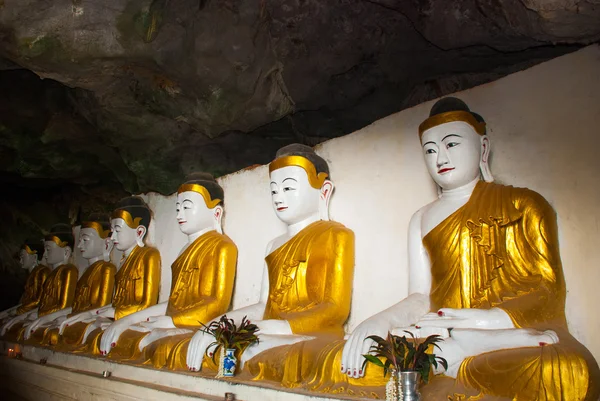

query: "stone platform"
xmin=0 ymin=340 xmax=364 ymax=401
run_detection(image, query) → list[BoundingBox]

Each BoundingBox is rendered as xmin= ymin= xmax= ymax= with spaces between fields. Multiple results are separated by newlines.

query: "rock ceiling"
xmin=0 ymin=0 xmax=598 ymax=271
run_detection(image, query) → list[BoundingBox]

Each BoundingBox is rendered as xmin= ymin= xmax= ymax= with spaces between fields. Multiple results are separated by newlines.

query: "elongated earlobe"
xmin=319 ymin=180 xmax=334 ymax=221
xmin=213 ymin=206 xmax=223 ymax=234
xmin=480 ymin=136 xmax=494 ymax=183
xmin=135 ymin=226 xmax=147 ymax=248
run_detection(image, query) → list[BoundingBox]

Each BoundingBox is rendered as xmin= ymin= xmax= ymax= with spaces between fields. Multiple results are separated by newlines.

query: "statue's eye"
xmin=425 ymin=149 xmax=436 ymax=154
xmin=447 ymin=142 xmax=459 ymax=148
xmin=283 ymin=186 xmax=295 ymax=192
xmin=271 ymin=190 xmax=277 ymax=195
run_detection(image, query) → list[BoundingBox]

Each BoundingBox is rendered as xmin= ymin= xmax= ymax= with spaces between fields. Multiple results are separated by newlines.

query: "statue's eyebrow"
xmin=283 ymin=178 xmax=297 ymax=183
xmin=422 ymin=141 xmax=435 ymax=147
xmin=442 ymin=134 xmax=462 ymax=141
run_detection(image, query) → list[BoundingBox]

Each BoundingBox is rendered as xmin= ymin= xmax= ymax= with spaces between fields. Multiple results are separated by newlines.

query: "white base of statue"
xmin=0 ymin=340 xmax=363 ymax=401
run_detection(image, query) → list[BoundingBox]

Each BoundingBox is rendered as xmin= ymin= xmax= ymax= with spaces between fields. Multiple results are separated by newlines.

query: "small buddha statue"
xmin=184 ymin=144 xmax=355 ymax=381
xmin=319 ymin=98 xmax=600 ymax=400
xmin=36 ymin=213 xmax=117 ymax=348
xmin=1 ymin=224 xmax=78 ymax=342
xmin=57 ymin=196 xmax=161 ymax=355
xmin=96 ymin=173 xmax=237 ymax=368
xmin=0 ymin=240 xmax=49 ymax=322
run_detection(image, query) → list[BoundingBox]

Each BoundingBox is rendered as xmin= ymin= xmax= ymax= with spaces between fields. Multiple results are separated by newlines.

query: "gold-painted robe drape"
xmin=298 ymin=181 xmax=600 ymax=400
xmin=240 ymin=220 xmax=355 ymax=384
xmin=72 ymin=246 xmax=161 ymax=355
xmin=108 ymin=231 xmax=237 ymax=366
xmin=19 ymin=264 xmax=78 ymax=344
xmin=16 ymin=264 xmax=50 ymax=315
xmin=49 ymin=260 xmax=116 ymax=347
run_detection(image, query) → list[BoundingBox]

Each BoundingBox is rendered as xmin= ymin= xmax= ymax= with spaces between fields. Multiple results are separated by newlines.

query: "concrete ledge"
xmin=0 ymin=340 xmax=365 ymax=401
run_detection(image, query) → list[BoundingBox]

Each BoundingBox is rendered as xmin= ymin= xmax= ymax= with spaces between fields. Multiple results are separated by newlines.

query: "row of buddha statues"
xmin=0 ymin=98 xmax=598 ymax=400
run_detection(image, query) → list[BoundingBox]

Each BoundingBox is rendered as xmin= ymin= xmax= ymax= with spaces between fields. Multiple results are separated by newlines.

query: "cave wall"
xmin=138 ymin=45 xmax=600 ymax=362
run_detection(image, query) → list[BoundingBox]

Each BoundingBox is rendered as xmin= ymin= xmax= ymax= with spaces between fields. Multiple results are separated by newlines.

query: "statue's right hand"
xmin=1 ymin=312 xmax=28 ymax=335
xmin=341 ymin=316 xmax=390 ymax=379
xmin=59 ymin=311 xmax=92 ymax=334
xmin=186 ymin=330 xmax=217 ymax=372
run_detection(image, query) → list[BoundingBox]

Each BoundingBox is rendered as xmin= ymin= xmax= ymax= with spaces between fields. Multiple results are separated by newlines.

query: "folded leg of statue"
xmin=141 ymin=332 xmax=193 ymax=369
xmin=105 ymin=329 xmax=147 ymax=361
xmin=165 ymin=333 xmax=219 ymax=372
xmin=2 ymin=322 xmax=26 ymax=342
xmin=24 ymin=326 xmax=54 ymax=346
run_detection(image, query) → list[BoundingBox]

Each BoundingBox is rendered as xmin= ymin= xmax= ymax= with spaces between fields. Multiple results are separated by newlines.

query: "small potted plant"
xmin=362 ymin=331 xmax=447 ymax=401
xmin=201 ymin=315 xmax=259 ymax=378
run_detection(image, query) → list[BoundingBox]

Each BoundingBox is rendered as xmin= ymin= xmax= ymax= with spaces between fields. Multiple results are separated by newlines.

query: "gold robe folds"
xmin=109 ymin=231 xmax=237 ymax=367
xmin=75 ymin=246 xmax=160 ymax=354
xmin=16 ymin=264 xmax=50 ymax=315
xmin=49 ymin=260 xmax=116 ymax=347
xmin=242 ymin=220 xmax=355 ymax=383
xmin=301 ymin=181 xmax=600 ymax=400
xmin=11 ymin=264 xmax=78 ymax=343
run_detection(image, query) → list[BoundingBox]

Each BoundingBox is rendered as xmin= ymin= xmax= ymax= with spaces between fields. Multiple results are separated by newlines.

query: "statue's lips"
xmin=277 ymin=207 xmax=288 ymax=211
xmin=178 ymin=220 xmax=187 ymax=225
xmin=438 ymin=167 xmax=455 ymax=174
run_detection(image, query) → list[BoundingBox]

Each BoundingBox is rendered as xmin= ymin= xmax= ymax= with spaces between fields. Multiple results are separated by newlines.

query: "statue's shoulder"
xmin=101 ymin=261 xmax=117 ymax=274
xmin=213 ymin=231 xmax=238 ymax=252
xmin=490 ymin=182 xmax=556 ymax=216
xmin=321 ymin=220 xmax=354 ymax=241
xmin=139 ymin=245 xmax=161 ymax=261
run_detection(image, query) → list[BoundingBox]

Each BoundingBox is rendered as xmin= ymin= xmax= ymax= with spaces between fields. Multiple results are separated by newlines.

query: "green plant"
xmin=362 ymin=331 xmax=448 ymax=383
xmin=201 ymin=315 xmax=259 ymax=362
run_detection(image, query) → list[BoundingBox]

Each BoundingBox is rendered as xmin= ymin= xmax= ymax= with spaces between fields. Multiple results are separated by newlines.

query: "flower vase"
xmin=386 ymin=370 xmax=421 ymax=401
xmin=221 ymin=348 xmax=237 ymax=377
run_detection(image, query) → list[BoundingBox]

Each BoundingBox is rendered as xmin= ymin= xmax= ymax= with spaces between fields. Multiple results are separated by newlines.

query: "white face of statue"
xmin=421 ymin=121 xmax=485 ymax=191
xmin=270 ymin=166 xmax=320 ymax=225
xmin=176 ymin=191 xmax=215 ymax=235
xmin=77 ymin=228 xmax=105 ymax=260
xmin=19 ymin=249 xmax=37 ymax=270
xmin=110 ymin=218 xmax=140 ymax=252
xmin=45 ymin=240 xmax=69 ymax=266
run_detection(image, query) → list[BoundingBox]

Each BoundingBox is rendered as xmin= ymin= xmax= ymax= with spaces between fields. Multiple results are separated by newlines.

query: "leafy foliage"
xmin=362 ymin=331 xmax=448 ymax=384
xmin=200 ymin=315 xmax=259 ymax=362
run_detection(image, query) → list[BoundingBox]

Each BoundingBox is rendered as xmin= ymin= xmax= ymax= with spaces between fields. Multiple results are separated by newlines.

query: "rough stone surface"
xmin=0 ymin=0 xmax=598 ymax=286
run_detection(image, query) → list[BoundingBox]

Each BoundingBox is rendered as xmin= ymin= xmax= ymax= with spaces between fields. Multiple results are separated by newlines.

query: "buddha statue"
xmin=0 ymin=240 xmax=49 ymax=322
xmin=33 ymin=213 xmax=117 ymax=348
xmin=183 ymin=144 xmax=355 ymax=381
xmin=57 ymin=196 xmax=160 ymax=355
xmin=308 ymin=97 xmax=600 ymax=400
xmin=95 ymin=173 xmax=237 ymax=368
xmin=1 ymin=224 xmax=78 ymax=342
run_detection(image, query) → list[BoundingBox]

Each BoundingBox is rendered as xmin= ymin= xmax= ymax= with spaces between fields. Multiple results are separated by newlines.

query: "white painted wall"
xmin=132 ymin=45 xmax=600 ymax=363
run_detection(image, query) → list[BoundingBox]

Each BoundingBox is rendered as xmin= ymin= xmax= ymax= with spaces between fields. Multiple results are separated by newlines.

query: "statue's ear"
xmin=480 ymin=135 xmax=494 ymax=183
xmin=135 ymin=225 xmax=147 ymax=247
xmin=64 ymin=246 xmax=72 ymax=262
xmin=213 ymin=205 xmax=224 ymax=234
xmin=319 ymin=180 xmax=335 ymax=221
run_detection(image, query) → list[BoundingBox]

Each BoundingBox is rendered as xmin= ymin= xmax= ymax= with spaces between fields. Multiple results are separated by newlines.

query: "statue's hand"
xmin=138 ymin=315 xmax=176 ymax=330
xmin=137 ymin=327 xmax=192 ymax=351
xmin=342 ymin=315 xmax=391 ymax=379
xmin=1 ymin=311 xmax=31 ymax=335
xmin=24 ymin=316 xmax=47 ymax=340
xmin=416 ymin=308 xmax=514 ymax=330
xmin=99 ymin=319 xmax=131 ymax=355
xmin=391 ymin=325 xmax=450 ymax=339
xmin=59 ymin=311 xmax=93 ymax=334
xmin=254 ymin=319 xmax=293 ymax=335
xmin=95 ymin=306 xmax=115 ymax=319
xmin=186 ymin=329 xmax=217 ymax=372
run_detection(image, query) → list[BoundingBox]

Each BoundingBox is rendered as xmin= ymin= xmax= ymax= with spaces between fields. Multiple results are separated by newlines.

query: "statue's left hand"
xmin=416 ymin=308 xmax=514 ymax=330
xmin=24 ymin=317 xmax=46 ymax=340
xmin=99 ymin=318 xmax=132 ymax=355
xmin=138 ymin=315 xmax=176 ymax=330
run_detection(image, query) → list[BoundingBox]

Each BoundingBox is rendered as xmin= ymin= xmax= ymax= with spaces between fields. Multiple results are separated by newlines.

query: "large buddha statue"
xmin=95 ymin=173 xmax=237 ymax=368
xmin=1 ymin=224 xmax=78 ymax=342
xmin=57 ymin=196 xmax=160 ymax=355
xmin=313 ymin=98 xmax=600 ymax=400
xmin=0 ymin=240 xmax=49 ymax=322
xmin=34 ymin=213 xmax=117 ymax=348
xmin=183 ymin=144 xmax=355 ymax=381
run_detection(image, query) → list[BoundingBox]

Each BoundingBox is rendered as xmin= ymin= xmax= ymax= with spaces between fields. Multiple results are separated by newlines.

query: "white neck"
xmin=287 ymin=212 xmax=320 ymax=238
xmin=440 ymin=178 xmax=480 ymax=200
xmin=51 ymin=261 xmax=63 ymax=269
xmin=187 ymin=226 xmax=213 ymax=244
xmin=87 ymin=255 xmax=102 ymax=266
xmin=27 ymin=260 xmax=38 ymax=272
xmin=123 ymin=243 xmax=137 ymax=260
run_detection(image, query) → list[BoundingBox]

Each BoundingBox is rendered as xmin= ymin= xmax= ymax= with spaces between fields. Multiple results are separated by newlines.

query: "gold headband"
xmin=418 ymin=110 xmax=486 ymax=138
xmin=82 ymin=221 xmax=110 ymax=239
xmin=111 ymin=209 xmax=143 ymax=229
xmin=24 ymin=245 xmax=37 ymax=255
xmin=177 ymin=183 xmax=221 ymax=209
xmin=268 ymin=155 xmax=328 ymax=189
xmin=46 ymin=235 xmax=69 ymax=248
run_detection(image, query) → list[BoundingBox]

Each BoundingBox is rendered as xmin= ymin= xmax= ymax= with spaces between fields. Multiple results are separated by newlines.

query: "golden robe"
xmin=236 ymin=220 xmax=355 ymax=383
xmin=74 ymin=246 xmax=161 ymax=355
xmin=12 ymin=264 xmax=78 ymax=343
xmin=108 ymin=231 xmax=237 ymax=367
xmin=300 ymin=181 xmax=600 ymax=400
xmin=16 ymin=264 xmax=50 ymax=315
xmin=48 ymin=260 xmax=116 ymax=347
